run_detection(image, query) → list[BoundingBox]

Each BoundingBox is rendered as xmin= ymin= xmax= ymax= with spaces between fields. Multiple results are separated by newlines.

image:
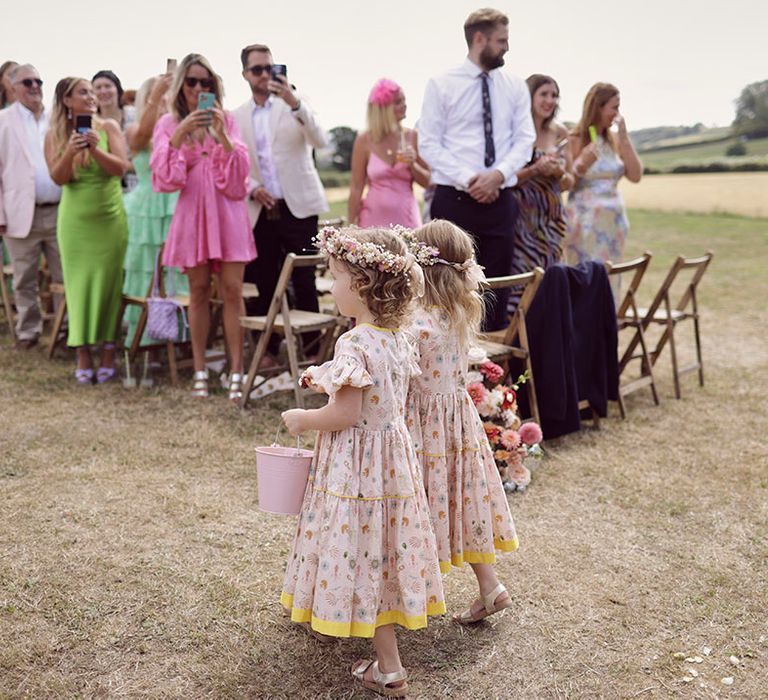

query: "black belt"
xmin=36 ymin=202 xmax=59 ymax=208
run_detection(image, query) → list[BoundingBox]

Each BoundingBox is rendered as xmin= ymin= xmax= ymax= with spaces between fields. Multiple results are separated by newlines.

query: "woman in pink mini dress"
xmin=348 ymin=78 xmax=430 ymax=228
xmin=151 ymin=53 xmax=256 ymax=400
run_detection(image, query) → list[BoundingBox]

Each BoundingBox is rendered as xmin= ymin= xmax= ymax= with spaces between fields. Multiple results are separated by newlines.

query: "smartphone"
xmin=166 ymin=58 xmax=177 ymax=74
xmin=270 ymin=64 xmax=287 ymax=81
xmin=75 ymin=114 xmax=92 ymax=134
xmin=197 ymin=92 xmax=215 ymax=111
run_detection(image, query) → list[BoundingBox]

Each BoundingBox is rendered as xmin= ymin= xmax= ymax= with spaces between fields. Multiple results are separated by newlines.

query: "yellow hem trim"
xmin=439 ymin=537 xmax=520 ymax=571
xmin=280 ymin=591 xmax=446 ymax=638
xmin=358 ymin=322 xmax=399 ymax=332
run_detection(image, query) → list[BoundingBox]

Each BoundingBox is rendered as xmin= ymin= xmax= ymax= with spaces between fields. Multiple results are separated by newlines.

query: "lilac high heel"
xmin=75 ymin=368 xmax=94 ymax=385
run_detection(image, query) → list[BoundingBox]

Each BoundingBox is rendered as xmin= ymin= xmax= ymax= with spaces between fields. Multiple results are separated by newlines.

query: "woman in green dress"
xmin=45 ymin=77 xmax=129 ymax=384
xmin=122 ymin=72 xmax=186 ymax=350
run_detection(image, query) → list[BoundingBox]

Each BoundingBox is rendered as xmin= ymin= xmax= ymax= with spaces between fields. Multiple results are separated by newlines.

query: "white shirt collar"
xmin=251 ymin=94 xmax=274 ymax=113
xmin=461 ymin=57 xmax=494 ymax=80
xmin=18 ymin=102 xmax=46 ymax=122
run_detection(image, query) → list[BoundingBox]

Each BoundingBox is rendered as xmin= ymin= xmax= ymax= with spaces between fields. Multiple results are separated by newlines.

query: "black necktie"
xmin=481 ymin=73 xmax=495 ymax=167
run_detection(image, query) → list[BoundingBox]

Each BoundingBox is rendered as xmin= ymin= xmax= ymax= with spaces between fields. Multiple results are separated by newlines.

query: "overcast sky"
xmin=6 ymin=0 xmax=765 ymax=133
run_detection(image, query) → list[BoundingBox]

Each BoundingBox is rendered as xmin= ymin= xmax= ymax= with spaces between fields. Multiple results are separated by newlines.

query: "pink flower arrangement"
xmin=467 ymin=360 xmax=543 ymax=492
xmin=368 ymin=78 xmax=401 ymax=107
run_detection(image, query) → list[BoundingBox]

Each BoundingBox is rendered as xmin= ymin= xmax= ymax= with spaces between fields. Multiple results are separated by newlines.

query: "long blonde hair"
xmin=50 ymin=77 xmax=103 ymax=178
xmin=573 ymin=82 xmax=619 ymax=152
xmin=168 ymin=53 xmax=224 ymax=122
xmin=414 ymin=219 xmax=484 ymax=349
xmin=367 ymin=101 xmax=399 ymax=143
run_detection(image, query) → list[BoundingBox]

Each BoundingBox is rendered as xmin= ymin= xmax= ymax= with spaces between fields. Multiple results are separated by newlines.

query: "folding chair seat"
xmin=605 ymin=251 xmax=660 ymax=418
xmin=240 ymin=253 xmax=342 ymax=408
xmin=476 ymin=267 xmax=544 ymax=425
xmin=624 ymin=251 xmax=714 ymax=400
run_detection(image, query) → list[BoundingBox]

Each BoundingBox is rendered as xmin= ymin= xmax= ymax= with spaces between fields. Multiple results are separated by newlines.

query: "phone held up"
xmin=166 ymin=58 xmax=177 ymax=74
xmin=74 ymin=114 xmax=92 ymax=147
xmin=270 ymin=64 xmax=287 ymax=81
xmin=197 ymin=91 xmax=215 ymax=126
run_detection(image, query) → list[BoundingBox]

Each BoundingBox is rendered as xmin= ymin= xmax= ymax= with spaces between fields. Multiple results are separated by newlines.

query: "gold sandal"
xmin=351 ymin=659 xmax=408 ymax=698
xmin=453 ymin=583 xmax=513 ymax=624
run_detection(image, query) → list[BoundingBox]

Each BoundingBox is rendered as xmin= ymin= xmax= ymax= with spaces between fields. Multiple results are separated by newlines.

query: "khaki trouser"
xmin=4 ymin=204 xmax=62 ymax=341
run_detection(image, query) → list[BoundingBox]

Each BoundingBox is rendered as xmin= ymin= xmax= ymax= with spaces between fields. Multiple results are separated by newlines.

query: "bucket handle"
xmin=273 ymin=420 xmax=303 ymax=455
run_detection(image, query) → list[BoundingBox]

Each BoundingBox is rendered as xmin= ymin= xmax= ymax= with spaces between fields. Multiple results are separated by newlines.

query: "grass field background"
xmin=1 ymin=208 xmax=767 ymax=697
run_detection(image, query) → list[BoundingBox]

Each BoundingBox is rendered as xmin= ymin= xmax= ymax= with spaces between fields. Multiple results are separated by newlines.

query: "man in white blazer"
xmin=0 ymin=64 xmax=62 ymax=349
xmin=234 ymin=43 xmax=328 ymax=364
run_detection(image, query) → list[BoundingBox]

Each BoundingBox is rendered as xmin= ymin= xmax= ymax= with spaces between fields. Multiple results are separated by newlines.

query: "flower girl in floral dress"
xmin=403 ymin=219 xmax=519 ymax=624
xmin=281 ymin=226 xmax=445 ymax=697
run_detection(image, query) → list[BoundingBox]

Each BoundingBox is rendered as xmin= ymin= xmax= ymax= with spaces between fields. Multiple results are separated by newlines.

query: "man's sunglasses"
xmin=184 ymin=77 xmax=215 ymax=90
xmin=247 ymin=64 xmax=273 ymax=77
xmin=20 ymin=78 xmax=43 ymax=88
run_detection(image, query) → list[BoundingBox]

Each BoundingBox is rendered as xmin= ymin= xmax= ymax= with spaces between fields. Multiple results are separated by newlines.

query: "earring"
xmin=67 ymin=109 xmax=72 ymax=120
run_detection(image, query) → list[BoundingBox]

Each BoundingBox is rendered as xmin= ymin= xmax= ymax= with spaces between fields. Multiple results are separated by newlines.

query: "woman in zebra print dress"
xmin=508 ymin=75 xmax=574 ymax=312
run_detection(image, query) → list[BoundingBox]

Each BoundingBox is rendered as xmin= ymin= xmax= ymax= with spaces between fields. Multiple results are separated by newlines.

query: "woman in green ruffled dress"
xmin=122 ymin=73 xmax=188 ymax=350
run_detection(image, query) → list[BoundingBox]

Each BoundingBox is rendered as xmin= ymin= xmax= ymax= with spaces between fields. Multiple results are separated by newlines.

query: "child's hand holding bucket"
xmin=282 ymin=408 xmax=308 ymax=436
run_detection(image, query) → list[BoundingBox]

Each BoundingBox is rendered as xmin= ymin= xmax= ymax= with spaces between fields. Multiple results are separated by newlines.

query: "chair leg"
xmin=241 ymin=327 xmax=271 ymax=409
xmin=47 ymin=294 xmax=67 ymax=359
xmin=166 ymin=341 xmax=178 ymax=386
xmin=524 ymin=355 xmax=541 ymax=427
xmin=636 ymin=323 xmax=660 ymax=407
xmin=693 ymin=315 xmax=704 ymax=387
xmin=130 ymin=304 xmax=148 ymax=363
xmin=283 ymin=322 xmax=304 ymax=409
xmin=668 ymin=321 xmax=681 ymax=399
xmin=617 ymin=392 xmax=627 ymax=420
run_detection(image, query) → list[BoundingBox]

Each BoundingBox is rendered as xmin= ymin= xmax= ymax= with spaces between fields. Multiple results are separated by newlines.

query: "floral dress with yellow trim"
xmin=406 ymin=307 xmax=518 ymax=573
xmin=280 ymin=324 xmax=446 ymax=638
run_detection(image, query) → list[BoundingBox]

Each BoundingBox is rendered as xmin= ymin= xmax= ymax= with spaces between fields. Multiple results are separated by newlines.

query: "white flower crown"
xmin=314 ymin=226 xmax=408 ymax=275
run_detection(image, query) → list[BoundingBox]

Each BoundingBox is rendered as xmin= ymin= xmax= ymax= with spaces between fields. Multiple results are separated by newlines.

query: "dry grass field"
xmin=1 ymin=210 xmax=767 ymax=699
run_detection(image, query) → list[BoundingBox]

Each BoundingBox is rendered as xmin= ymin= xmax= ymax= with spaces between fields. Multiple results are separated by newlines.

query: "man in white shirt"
xmin=418 ymin=8 xmax=535 ymax=330
xmin=234 ymin=44 xmax=328 ymax=365
xmin=0 ymin=64 xmax=62 ymax=349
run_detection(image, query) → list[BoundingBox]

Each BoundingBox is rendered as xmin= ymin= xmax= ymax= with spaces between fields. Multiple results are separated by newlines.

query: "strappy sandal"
xmin=453 ymin=583 xmax=513 ymax=625
xmin=96 ymin=367 xmax=116 ymax=384
xmin=228 ymin=372 xmax=243 ymax=402
xmin=191 ymin=369 xmax=209 ymax=398
xmin=351 ymin=660 xmax=408 ymax=698
xmin=75 ymin=368 xmax=94 ymax=386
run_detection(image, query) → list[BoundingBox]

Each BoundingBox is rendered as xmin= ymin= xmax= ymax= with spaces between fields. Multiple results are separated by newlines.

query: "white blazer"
xmin=0 ymin=103 xmax=40 ymax=238
xmin=233 ymin=96 xmax=329 ymax=226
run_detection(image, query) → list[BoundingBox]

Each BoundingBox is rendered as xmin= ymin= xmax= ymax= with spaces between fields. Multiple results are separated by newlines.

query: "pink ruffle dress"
xmin=151 ymin=112 xmax=256 ymax=271
xmin=406 ymin=307 xmax=518 ymax=573
xmin=281 ymin=324 xmax=446 ymax=638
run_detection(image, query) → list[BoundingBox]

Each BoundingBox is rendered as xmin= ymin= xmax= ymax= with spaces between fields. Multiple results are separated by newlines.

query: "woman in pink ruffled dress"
xmin=348 ymin=79 xmax=430 ymax=228
xmin=151 ymin=53 xmax=256 ymax=400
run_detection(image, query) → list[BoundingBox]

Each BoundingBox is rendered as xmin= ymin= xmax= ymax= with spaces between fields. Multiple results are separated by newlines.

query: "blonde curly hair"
xmin=413 ymin=219 xmax=485 ymax=348
xmin=327 ymin=227 xmax=417 ymax=329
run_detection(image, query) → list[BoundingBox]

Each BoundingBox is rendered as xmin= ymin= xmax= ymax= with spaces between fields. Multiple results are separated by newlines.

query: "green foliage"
xmin=733 ymin=80 xmax=768 ymax=138
xmin=726 ymin=142 xmax=747 ymax=156
xmin=329 ymin=126 xmax=357 ymax=171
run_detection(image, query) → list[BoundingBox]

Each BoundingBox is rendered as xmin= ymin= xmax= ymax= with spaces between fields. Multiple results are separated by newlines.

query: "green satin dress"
xmin=57 ymin=131 xmax=128 ymax=347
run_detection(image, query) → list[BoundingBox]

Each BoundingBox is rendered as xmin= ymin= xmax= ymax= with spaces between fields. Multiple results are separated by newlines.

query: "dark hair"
xmin=0 ymin=60 xmax=18 ymax=108
xmin=240 ymin=43 xmax=271 ymax=70
xmin=463 ymin=8 xmax=508 ymax=48
xmin=92 ymin=69 xmax=124 ymax=108
xmin=526 ymin=74 xmax=560 ymax=129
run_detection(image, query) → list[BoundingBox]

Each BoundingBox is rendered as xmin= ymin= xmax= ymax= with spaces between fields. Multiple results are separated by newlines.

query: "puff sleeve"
xmin=150 ymin=114 xmax=188 ymax=192
xmin=301 ymin=336 xmax=373 ymax=395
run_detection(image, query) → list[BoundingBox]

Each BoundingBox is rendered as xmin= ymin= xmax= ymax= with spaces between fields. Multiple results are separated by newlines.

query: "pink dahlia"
xmin=479 ymin=361 xmax=504 ymax=383
xmin=483 ymin=423 xmax=501 ymax=443
xmin=519 ymin=422 xmax=543 ymax=446
xmin=500 ymin=429 xmax=521 ymax=450
xmin=467 ymin=382 xmax=489 ymax=406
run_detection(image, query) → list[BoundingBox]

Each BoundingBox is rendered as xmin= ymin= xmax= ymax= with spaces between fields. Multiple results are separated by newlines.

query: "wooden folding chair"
xmin=1 ymin=254 xmax=16 ymax=340
xmin=625 ymin=251 xmax=714 ymax=399
xmin=240 ymin=253 xmax=342 ymax=409
xmin=606 ymin=251 xmax=660 ymax=418
xmin=477 ymin=267 xmax=544 ymax=425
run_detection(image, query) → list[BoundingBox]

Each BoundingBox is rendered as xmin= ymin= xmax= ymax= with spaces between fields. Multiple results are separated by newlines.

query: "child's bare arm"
xmin=282 ymin=386 xmax=363 ymax=435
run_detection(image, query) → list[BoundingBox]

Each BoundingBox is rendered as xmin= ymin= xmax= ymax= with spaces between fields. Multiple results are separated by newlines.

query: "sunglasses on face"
xmin=247 ymin=64 xmax=273 ymax=77
xmin=184 ymin=77 xmax=214 ymax=90
xmin=20 ymin=78 xmax=43 ymax=88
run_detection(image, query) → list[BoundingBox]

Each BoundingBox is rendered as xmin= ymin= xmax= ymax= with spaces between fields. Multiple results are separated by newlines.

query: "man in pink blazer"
xmin=0 ymin=64 xmax=62 ymax=349
xmin=234 ymin=43 xmax=328 ymax=365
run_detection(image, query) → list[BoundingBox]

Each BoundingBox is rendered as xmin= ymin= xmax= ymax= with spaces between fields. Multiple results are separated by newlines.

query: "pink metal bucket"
xmin=255 ymin=445 xmax=313 ymax=515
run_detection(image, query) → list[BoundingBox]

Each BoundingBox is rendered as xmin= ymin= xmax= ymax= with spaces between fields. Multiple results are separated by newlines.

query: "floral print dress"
xmin=280 ymin=324 xmax=446 ymax=638
xmin=564 ymin=135 xmax=629 ymax=266
xmin=406 ymin=308 xmax=518 ymax=573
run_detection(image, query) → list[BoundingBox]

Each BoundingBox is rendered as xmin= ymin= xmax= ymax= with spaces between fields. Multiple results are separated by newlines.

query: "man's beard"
xmin=480 ymin=46 xmax=505 ymax=71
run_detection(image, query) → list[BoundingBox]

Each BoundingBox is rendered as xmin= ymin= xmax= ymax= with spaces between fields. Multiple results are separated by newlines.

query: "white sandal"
xmin=191 ymin=369 xmax=209 ymax=398
xmin=351 ymin=659 xmax=408 ymax=698
xmin=228 ymin=372 xmax=243 ymax=402
xmin=453 ymin=583 xmax=513 ymax=624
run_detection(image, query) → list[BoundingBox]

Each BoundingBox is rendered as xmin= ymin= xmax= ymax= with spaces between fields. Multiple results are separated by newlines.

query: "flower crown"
xmin=314 ymin=226 xmax=408 ymax=275
xmin=368 ymin=78 xmax=401 ymax=107
xmin=395 ymin=226 xmax=486 ymax=290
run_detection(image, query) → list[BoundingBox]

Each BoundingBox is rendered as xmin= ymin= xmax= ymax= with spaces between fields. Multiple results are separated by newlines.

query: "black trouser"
xmin=244 ymin=201 xmax=319 ymax=355
xmin=431 ymin=185 xmax=519 ymax=331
